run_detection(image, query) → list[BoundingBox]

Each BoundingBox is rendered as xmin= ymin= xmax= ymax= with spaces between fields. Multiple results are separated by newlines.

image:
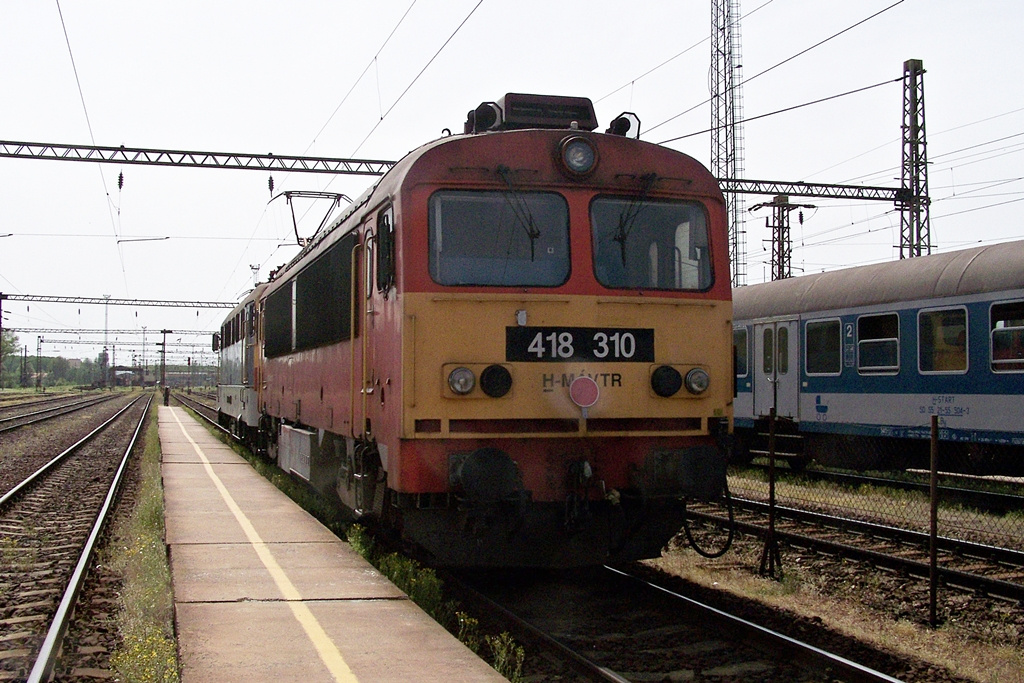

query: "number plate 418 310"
xmin=505 ymin=327 xmax=654 ymax=363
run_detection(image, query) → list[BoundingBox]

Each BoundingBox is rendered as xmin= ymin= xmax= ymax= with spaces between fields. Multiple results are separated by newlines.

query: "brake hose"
xmin=682 ymin=479 xmax=735 ymax=559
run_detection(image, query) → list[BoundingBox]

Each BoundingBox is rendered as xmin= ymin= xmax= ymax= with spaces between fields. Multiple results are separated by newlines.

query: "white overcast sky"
xmin=2 ymin=0 xmax=1022 ymax=363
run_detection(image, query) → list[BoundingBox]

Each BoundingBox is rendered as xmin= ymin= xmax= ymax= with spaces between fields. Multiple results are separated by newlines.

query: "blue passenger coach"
xmin=733 ymin=240 xmax=1024 ymax=472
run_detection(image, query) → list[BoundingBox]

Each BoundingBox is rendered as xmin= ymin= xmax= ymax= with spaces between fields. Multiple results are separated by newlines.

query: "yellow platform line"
xmin=170 ymin=409 xmax=358 ymax=683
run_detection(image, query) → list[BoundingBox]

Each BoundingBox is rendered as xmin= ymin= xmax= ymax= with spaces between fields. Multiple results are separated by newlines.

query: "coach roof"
xmin=733 ymin=239 xmax=1024 ymax=320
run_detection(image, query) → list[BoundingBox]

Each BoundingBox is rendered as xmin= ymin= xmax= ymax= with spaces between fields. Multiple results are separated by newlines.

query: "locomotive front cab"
xmin=375 ymin=95 xmax=733 ymax=566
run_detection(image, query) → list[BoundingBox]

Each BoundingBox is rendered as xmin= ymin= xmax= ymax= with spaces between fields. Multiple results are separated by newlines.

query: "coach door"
xmin=753 ymin=320 xmax=799 ymax=420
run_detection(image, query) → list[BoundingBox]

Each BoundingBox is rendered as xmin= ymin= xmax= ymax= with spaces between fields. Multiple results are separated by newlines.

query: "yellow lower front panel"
xmin=401 ymin=292 xmax=733 ymax=439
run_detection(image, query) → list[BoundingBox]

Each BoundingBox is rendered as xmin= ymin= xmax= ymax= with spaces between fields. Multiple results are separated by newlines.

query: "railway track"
xmin=686 ymin=496 xmax=1024 ymax=602
xmin=170 ymin=391 xmax=224 ymax=430
xmin=0 ymin=392 xmax=92 ymax=414
xmin=0 ymin=394 xmax=150 ymax=681
xmin=0 ymin=394 xmax=119 ymax=435
xmin=749 ymin=464 xmax=1024 ymax=516
xmin=451 ymin=565 xmax=907 ymax=682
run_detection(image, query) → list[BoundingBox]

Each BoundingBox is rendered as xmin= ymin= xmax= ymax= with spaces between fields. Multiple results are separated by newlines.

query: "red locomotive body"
xmin=224 ymin=94 xmax=734 ymax=566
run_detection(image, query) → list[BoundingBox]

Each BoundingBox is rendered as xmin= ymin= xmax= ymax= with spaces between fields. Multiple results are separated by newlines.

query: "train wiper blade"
xmin=612 ymin=173 xmax=658 ymax=266
xmin=496 ymin=165 xmax=541 ymax=261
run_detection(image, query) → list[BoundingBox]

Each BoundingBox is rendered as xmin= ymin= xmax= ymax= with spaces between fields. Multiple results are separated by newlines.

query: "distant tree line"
xmin=0 ymin=330 xmax=105 ymax=388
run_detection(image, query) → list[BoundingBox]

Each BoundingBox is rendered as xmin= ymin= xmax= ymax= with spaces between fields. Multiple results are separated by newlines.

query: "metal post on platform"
xmin=929 ymin=415 xmax=939 ymax=627
xmin=160 ymin=329 xmax=171 ymax=387
xmin=0 ymin=292 xmax=6 ymax=390
xmin=759 ymin=408 xmax=783 ymax=579
xmin=35 ymin=336 xmax=42 ymax=392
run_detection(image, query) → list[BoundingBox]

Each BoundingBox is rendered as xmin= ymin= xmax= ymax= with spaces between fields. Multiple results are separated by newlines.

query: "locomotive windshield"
xmin=591 ymin=198 xmax=712 ymax=291
xmin=428 ymin=190 xmax=570 ymax=286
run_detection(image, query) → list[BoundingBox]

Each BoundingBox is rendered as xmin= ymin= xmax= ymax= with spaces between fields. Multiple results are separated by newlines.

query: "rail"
xmin=27 ymin=394 xmax=153 ymax=682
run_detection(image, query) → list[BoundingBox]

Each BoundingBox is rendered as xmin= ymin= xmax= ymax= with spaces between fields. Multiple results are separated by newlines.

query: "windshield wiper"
xmin=612 ymin=173 xmax=658 ymax=266
xmin=496 ymin=165 xmax=541 ymax=261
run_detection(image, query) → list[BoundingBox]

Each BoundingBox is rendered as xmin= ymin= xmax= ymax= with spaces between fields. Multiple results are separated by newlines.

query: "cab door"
xmin=753 ymin=320 xmax=799 ymax=419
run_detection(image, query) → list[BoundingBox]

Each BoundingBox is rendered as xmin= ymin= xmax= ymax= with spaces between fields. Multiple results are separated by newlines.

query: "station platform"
xmin=158 ymin=406 xmax=505 ymax=682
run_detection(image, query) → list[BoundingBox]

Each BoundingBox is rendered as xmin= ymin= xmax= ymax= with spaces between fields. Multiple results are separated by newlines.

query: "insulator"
xmin=799 ymin=210 xmax=804 ymax=225
xmin=268 ymin=175 xmax=275 ymax=194
xmin=118 ymin=171 xmax=124 ymax=190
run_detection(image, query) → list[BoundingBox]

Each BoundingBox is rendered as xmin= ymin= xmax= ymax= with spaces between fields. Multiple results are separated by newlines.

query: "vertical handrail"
xmin=929 ymin=415 xmax=939 ymax=627
xmin=349 ymin=242 xmax=363 ymax=439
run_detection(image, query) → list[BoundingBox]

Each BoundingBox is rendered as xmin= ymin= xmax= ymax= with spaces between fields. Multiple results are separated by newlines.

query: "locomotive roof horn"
xmin=464 ymin=93 xmax=598 ymax=134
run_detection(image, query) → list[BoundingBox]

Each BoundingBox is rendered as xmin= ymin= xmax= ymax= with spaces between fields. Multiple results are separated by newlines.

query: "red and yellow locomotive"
xmin=219 ymin=94 xmax=733 ymax=567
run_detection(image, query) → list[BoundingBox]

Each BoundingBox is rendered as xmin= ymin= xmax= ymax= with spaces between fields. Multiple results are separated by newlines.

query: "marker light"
xmin=684 ymin=368 xmax=711 ymax=395
xmin=650 ymin=365 xmax=683 ymax=397
xmin=559 ymin=136 xmax=597 ymax=177
xmin=448 ymin=367 xmax=476 ymax=395
xmin=480 ymin=364 xmax=512 ymax=398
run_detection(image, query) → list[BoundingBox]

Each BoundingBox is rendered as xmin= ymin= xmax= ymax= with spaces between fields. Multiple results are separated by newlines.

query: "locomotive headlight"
xmin=448 ymin=367 xmax=476 ymax=395
xmin=684 ymin=368 xmax=711 ymax=395
xmin=558 ymin=136 xmax=597 ymax=176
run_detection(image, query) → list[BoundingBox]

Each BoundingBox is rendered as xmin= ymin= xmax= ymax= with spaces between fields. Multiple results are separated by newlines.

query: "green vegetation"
xmin=108 ymin=402 xmax=180 ymax=682
xmin=347 ymin=524 xmax=525 ymax=682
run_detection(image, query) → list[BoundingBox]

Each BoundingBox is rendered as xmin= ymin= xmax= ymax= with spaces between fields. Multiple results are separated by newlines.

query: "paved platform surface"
xmin=159 ymin=406 xmax=504 ymax=682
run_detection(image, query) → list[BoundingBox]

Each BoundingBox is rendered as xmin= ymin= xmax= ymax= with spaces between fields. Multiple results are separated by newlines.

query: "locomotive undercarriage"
xmin=389 ymin=441 xmax=725 ymax=567
xmin=261 ymin=415 xmax=728 ymax=566
xmin=397 ymin=494 xmax=690 ymax=568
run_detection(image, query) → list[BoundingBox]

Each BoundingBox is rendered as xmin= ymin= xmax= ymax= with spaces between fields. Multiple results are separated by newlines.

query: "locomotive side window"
xmin=245 ymin=302 xmax=256 ymax=338
xmin=296 ymin=231 xmax=358 ymax=351
xmin=919 ymin=308 xmax=967 ymax=373
xmin=991 ymin=300 xmax=1024 ymax=372
xmin=428 ymin=190 xmax=569 ymax=286
xmin=264 ymin=284 xmax=292 ymax=357
xmin=376 ymin=206 xmax=395 ymax=294
xmin=858 ymin=313 xmax=900 ymax=374
xmin=264 ymin=231 xmax=358 ymax=358
xmin=805 ymin=319 xmax=841 ymax=375
xmin=733 ymin=327 xmax=748 ymax=377
xmin=592 ymin=198 xmax=711 ymax=291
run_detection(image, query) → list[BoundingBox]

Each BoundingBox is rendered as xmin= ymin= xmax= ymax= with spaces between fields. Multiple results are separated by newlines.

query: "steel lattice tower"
xmin=899 ymin=59 xmax=930 ymax=258
xmin=711 ymin=0 xmax=747 ymax=286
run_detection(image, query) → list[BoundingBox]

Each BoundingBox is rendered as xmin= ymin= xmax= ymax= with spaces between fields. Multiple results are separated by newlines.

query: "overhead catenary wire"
xmin=804 ymin=106 xmax=1024 ymax=182
xmin=644 ymin=0 xmax=908 ymax=138
xmin=657 ymin=77 xmax=900 ymax=145
xmin=348 ymin=0 xmax=486 ymax=157
xmin=258 ymin=0 xmax=482 ymax=293
xmin=225 ymin=1 xmax=421 ymax=306
xmin=594 ymin=0 xmax=777 ymax=106
xmin=55 ymin=0 xmax=130 ymax=293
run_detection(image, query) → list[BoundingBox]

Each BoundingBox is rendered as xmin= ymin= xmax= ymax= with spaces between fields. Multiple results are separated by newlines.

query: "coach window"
xmin=762 ymin=328 xmax=774 ymax=375
xmin=777 ymin=327 xmax=789 ymax=374
xmin=592 ymin=198 xmax=711 ymax=291
xmin=919 ymin=308 xmax=967 ymax=373
xmin=376 ymin=206 xmax=395 ymax=294
xmin=734 ymin=328 xmax=749 ymax=377
xmin=858 ymin=313 xmax=899 ymax=374
xmin=806 ymin=319 xmax=841 ymax=375
xmin=991 ymin=300 xmax=1024 ymax=372
xmin=428 ymin=190 xmax=569 ymax=286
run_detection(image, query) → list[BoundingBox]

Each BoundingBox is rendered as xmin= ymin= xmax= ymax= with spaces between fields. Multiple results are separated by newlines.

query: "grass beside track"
xmin=108 ymin=400 xmax=179 ymax=682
